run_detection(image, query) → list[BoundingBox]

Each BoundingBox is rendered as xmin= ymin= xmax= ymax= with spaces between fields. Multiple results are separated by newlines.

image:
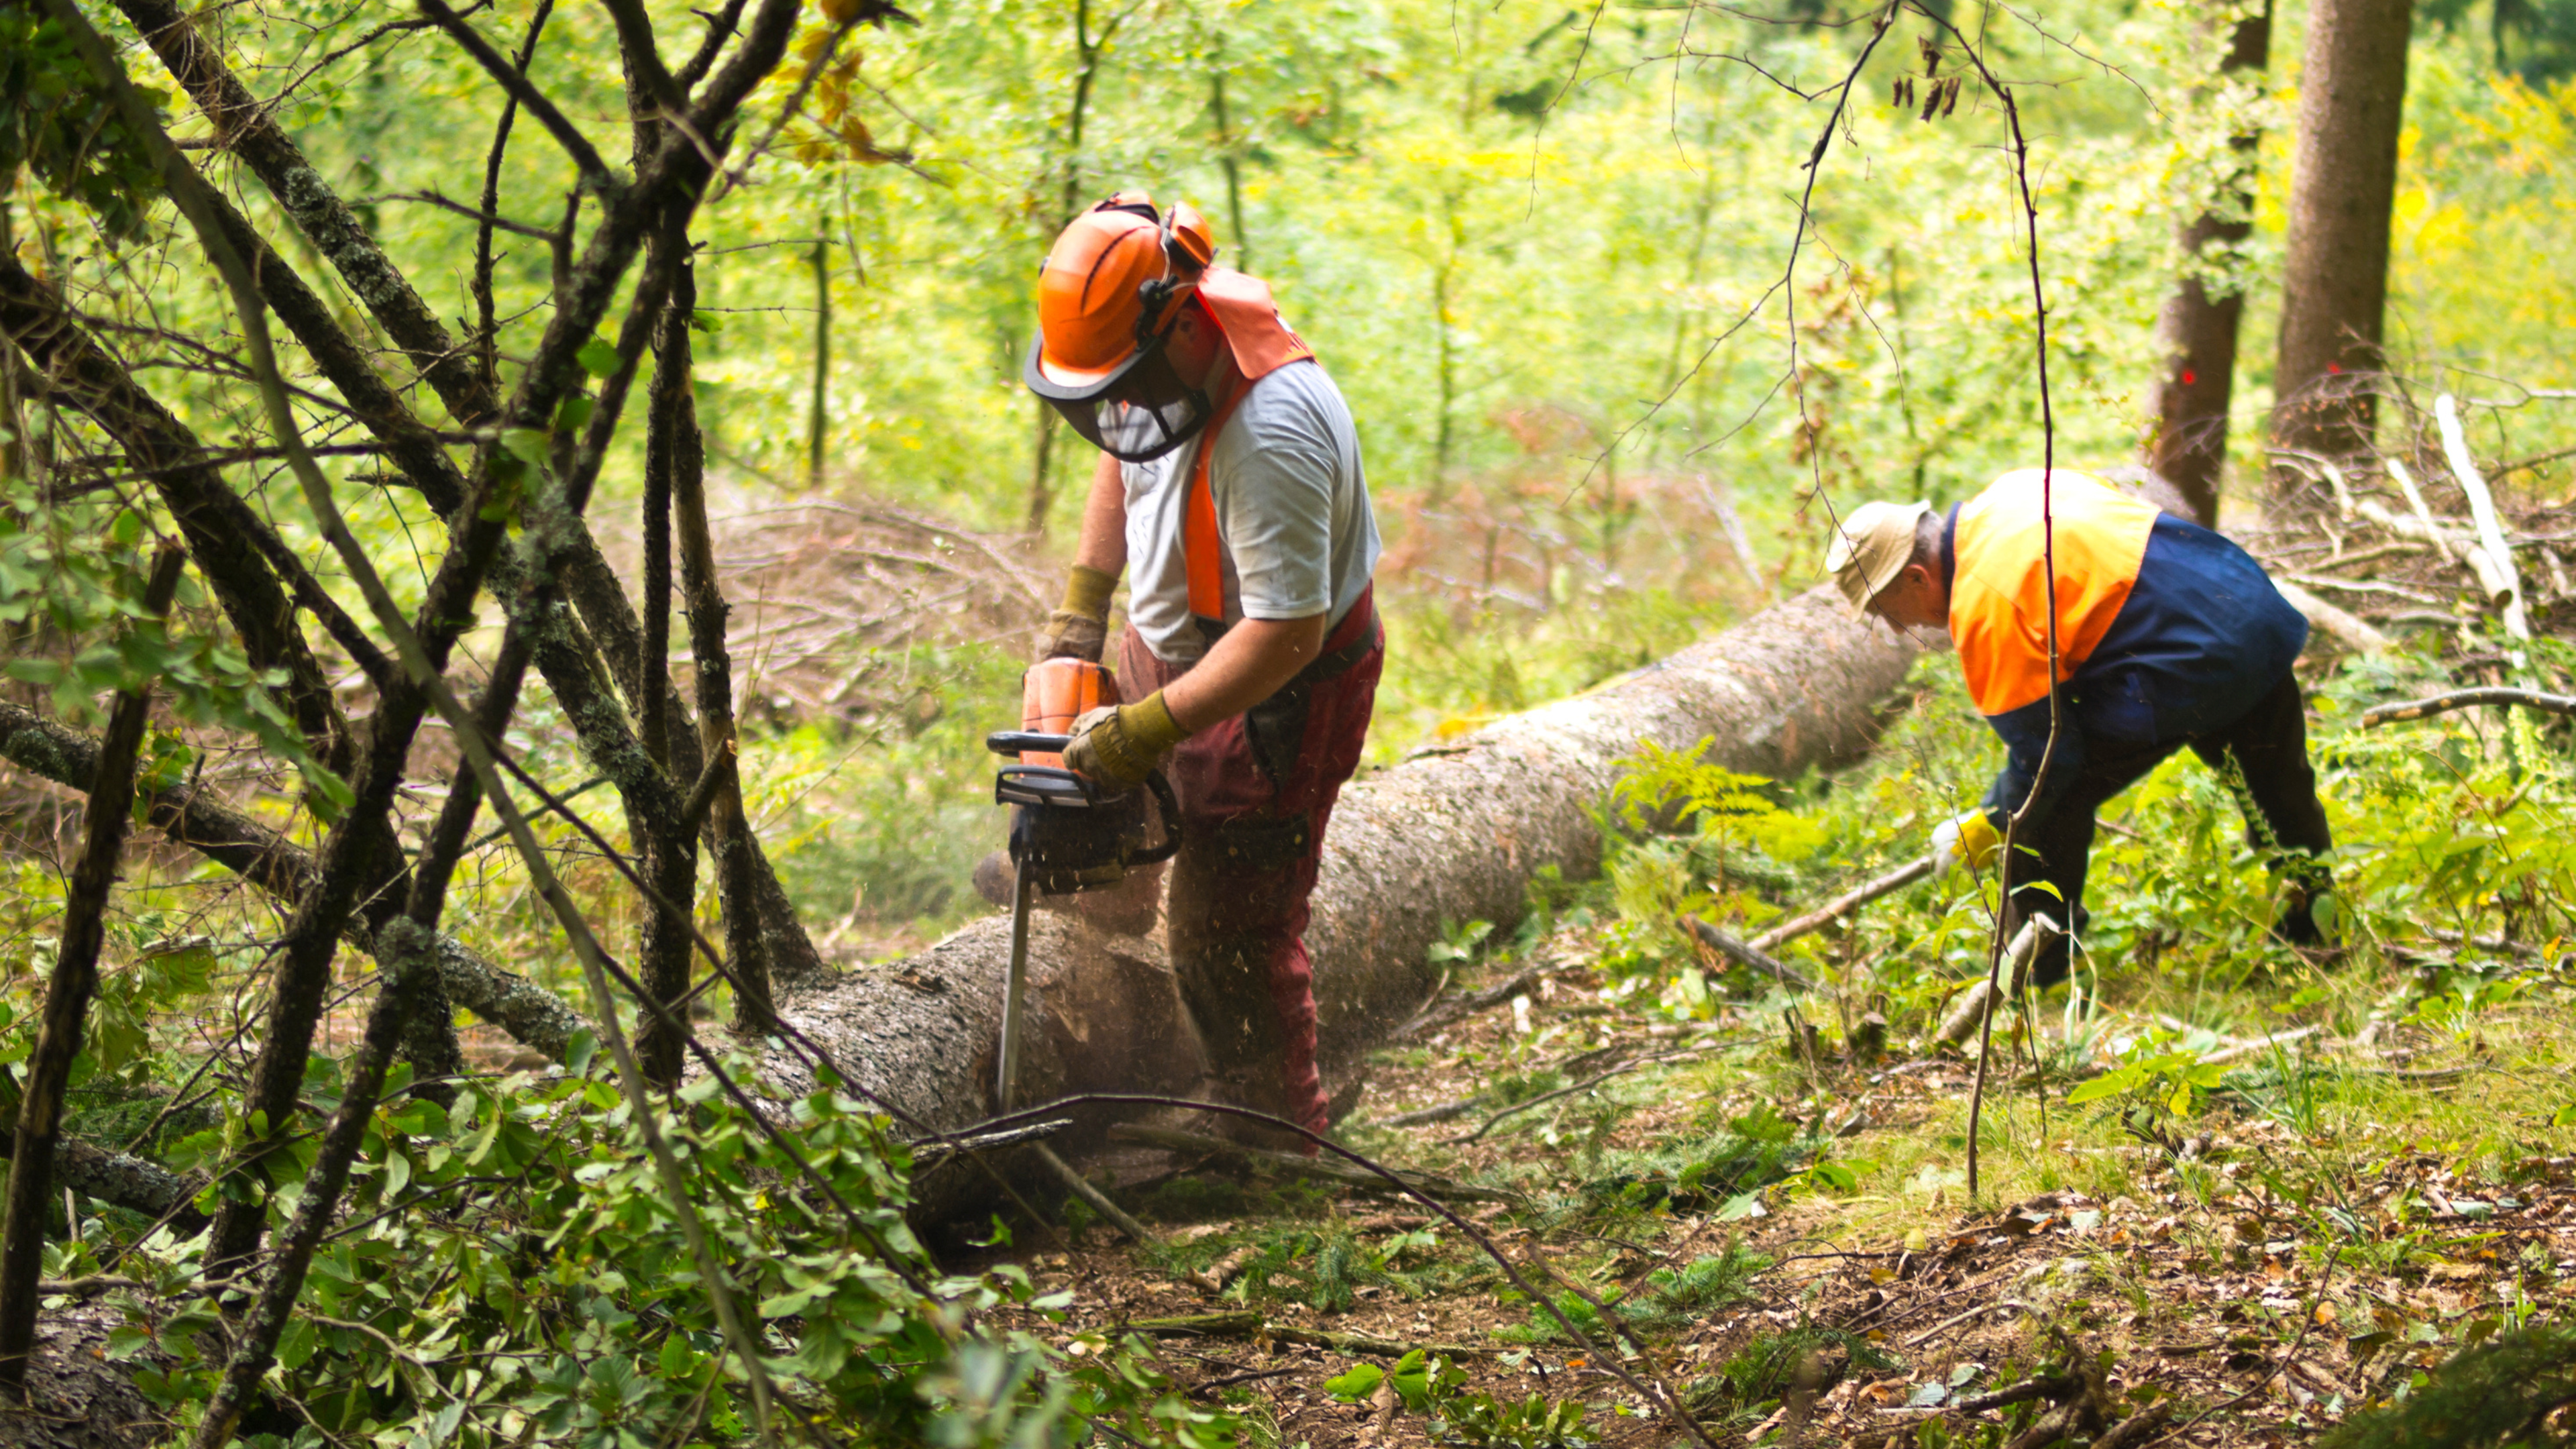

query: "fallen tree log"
xmin=770 ymin=586 xmax=1915 ymax=1218
xmin=0 ymin=588 xmax=1913 ymax=1232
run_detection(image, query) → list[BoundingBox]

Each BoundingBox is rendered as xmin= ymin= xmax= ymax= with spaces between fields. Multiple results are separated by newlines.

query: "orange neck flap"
xmin=1183 ymin=270 xmax=1314 ymax=620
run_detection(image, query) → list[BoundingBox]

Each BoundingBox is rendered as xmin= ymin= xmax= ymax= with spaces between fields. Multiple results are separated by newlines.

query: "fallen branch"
xmin=1747 ymin=857 xmax=1935 ymax=955
xmin=1106 ymin=1123 xmax=1514 ymax=1203
xmin=1446 ymin=1034 xmax=1752 ymax=1147
xmin=1933 ymin=916 xmax=2063 ymax=1049
xmin=1395 ymin=966 xmax=1549 ymax=1042
xmin=2271 ymin=579 xmax=2393 ymax=656
xmin=1031 ymin=1142 xmax=1153 ymax=1244
xmin=1902 ymin=1297 xmax=2033 ymax=1348
xmin=1377 ymin=1097 xmax=1479 ymax=1128
xmin=2198 ymin=1025 xmax=2322 ymax=1067
xmin=2440 ymin=394 xmax=2530 ymax=643
xmin=0 ymin=1132 xmax=207 ymax=1235
xmin=1683 ymin=918 xmax=1815 ymax=991
xmin=1126 ymin=1309 xmax=1497 ymax=1359
xmin=2383 ymin=459 xmax=2461 ymax=568
xmin=985 ymin=1092 xmax=1717 ymax=1449
xmin=2361 ymin=688 xmax=2576 ymax=728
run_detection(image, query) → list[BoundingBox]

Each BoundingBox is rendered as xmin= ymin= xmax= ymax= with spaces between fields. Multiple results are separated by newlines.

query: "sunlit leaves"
xmin=0 ymin=8 xmax=167 ymax=242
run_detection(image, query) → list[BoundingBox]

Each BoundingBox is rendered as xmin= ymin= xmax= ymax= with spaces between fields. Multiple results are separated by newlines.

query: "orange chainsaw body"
xmin=1017 ymin=656 xmax=1120 ymax=766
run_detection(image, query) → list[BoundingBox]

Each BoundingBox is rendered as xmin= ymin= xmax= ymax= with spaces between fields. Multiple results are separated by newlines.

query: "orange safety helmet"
xmin=1023 ymin=192 xmax=1221 ymax=463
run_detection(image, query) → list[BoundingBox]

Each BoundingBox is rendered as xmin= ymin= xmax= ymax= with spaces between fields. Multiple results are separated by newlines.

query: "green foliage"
xmin=1322 ymin=1348 xmax=1466 ymax=1411
xmin=2067 ymin=1029 xmax=2228 ymax=1117
xmin=0 ymin=7 xmax=166 ymax=241
xmin=1603 ymin=737 xmax=1830 ymax=995
xmin=1613 ymin=1246 xmax=1770 ymax=1334
xmin=97 ymin=1057 xmax=1233 ymax=1446
xmin=1686 ymin=1325 xmax=1899 ymax=1424
xmin=1574 ymin=1102 xmax=1824 ymax=1220
xmin=2322 ymin=1324 xmax=2576 ymax=1448
xmin=1326 ymin=1349 xmax=1593 ymax=1448
xmin=0 ymin=490 xmax=345 ymax=807
xmin=1438 ymin=1387 xmax=1595 ymax=1448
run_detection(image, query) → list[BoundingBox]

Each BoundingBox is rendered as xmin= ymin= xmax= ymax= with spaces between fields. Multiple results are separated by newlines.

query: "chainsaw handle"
xmin=986 ymin=730 xmax=1072 ymax=755
xmin=1131 ymin=769 xmax=1183 ymax=865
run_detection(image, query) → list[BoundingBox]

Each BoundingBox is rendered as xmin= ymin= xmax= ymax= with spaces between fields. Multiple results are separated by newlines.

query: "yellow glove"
xmin=1063 ymin=692 xmax=1190 ymax=790
xmin=1931 ymin=809 xmax=2001 ymax=877
xmin=1034 ymin=564 xmax=1116 ymax=662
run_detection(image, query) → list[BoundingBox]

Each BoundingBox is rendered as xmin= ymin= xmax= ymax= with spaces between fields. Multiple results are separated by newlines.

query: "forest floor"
xmin=981 ymin=918 xmax=2576 ymax=1449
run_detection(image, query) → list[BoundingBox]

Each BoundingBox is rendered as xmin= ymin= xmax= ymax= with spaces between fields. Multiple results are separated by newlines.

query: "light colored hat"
xmin=1824 ymin=500 xmax=1935 ymax=615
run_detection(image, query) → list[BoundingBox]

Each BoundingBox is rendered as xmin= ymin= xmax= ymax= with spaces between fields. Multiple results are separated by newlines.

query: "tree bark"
xmin=2271 ymin=0 xmax=2415 ymax=482
xmin=2144 ymin=0 xmax=2271 ymax=526
xmin=0 ymin=545 xmax=182 ymax=1397
xmin=766 ymin=587 xmax=1915 ymax=1221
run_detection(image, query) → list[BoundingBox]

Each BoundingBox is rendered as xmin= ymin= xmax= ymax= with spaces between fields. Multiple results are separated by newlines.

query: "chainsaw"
xmin=983 ymin=656 xmax=1181 ymax=1111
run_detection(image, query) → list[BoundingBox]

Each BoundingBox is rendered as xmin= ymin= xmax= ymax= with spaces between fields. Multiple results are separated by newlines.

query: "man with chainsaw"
xmin=1827 ymin=468 xmax=2334 ymax=985
xmin=999 ymin=192 xmax=1382 ymax=1147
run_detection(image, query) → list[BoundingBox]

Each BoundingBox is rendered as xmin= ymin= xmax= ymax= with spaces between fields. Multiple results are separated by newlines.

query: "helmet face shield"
xmin=1023 ymin=331 xmax=1212 ymax=464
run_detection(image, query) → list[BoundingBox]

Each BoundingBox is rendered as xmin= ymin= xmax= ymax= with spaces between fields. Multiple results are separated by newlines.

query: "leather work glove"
xmin=1063 ymin=692 xmax=1190 ymax=792
xmin=1930 ymin=809 xmax=2002 ymax=878
xmin=1034 ymin=563 xmax=1116 ymax=663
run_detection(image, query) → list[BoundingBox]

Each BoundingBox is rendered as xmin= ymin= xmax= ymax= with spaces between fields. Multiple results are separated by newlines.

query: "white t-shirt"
xmin=1120 ymin=360 xmax=1380 ymax=665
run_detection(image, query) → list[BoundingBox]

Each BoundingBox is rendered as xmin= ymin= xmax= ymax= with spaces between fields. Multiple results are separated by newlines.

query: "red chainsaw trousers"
xmin=1114 ymin=592 xmax=1381 ymax=1142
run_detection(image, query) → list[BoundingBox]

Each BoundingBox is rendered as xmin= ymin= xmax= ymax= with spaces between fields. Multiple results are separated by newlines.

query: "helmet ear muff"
xmin=1133 ymin=203 xmax=1215 ymax=346
xmin=1162 ymin=203 xmax=1216 ymax=270
xmin=1134 ymin=276 xmax=1189 ymax=350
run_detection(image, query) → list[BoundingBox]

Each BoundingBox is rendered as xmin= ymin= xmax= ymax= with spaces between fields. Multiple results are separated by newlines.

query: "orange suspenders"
xmin=1183 ymin=385 xmax=1250 ymax=621
xmin=1179 ymin=266 xmax=1314 ymax=624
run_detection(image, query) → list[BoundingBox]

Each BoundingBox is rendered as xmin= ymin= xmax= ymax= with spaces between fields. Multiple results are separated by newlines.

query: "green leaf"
xmin=555 ymin=392 xmax=595 ymax=433
xmin=276 ymin=1315 xmax=320 ymax=1370
xmin=2066 ymin=1066 xmax=2151 ymax=1104
xmin=4 ymin=658 xmax=62 ymax=684
xmin=105 ymin=1324 xmax=155 ymax=1362
xmin=576 ymin=336 xmax=621 ymax=379
xmin=497 ymin=429 xmax=551 ymax=468
xmin=1323 ymin=1362 xmax=1384 ymax=1402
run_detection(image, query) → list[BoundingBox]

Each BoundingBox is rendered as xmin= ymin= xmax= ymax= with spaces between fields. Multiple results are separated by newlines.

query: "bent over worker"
xmin=1000 ymin=191 xmax=1382 ymax=1144
xmin=1827 ymin=469 xmax=2334 ymax=984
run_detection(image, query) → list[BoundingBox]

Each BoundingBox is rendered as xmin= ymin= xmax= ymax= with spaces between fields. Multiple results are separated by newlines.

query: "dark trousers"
xmin=2002 ymin=672 xmax=2332 ymax=982
xmin=1112 ymin=600 xmax=1382 ymax=1138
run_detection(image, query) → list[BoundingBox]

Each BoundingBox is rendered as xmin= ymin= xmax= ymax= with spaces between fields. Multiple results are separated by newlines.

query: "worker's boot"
xmin=2273 ymin=871 xmax=2340 ymax=952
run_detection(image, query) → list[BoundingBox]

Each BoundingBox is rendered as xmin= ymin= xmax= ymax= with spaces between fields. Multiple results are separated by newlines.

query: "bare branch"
xmin=415 ymin=0 xmax=619 ymax=191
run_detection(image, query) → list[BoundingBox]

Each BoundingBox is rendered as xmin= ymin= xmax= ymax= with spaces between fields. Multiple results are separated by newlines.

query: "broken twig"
xmin=1684 ymin=918 xmax=1815 ymax=991
xmin=2362 ymin=688 xmax=2576 ymax=727
xmin=1748 ymin=856 xmax=1936 ymax=954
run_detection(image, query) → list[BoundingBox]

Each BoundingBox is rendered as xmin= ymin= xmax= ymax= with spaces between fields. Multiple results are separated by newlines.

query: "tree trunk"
xmin=769 ymin=586 xmax=1915 ymax=1222
xmin=2145 ymin=0 xmax=2271 ymax=526
xmin=2271 ymin=0 xmax=2415 ymax=484
xmin=0 ymin=1299 xmax=174 ymax=1449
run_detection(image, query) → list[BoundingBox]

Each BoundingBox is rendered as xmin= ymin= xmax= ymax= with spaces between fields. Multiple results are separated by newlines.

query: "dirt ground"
xmin=977 ymin=936 xmax=2568 ymax=1448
